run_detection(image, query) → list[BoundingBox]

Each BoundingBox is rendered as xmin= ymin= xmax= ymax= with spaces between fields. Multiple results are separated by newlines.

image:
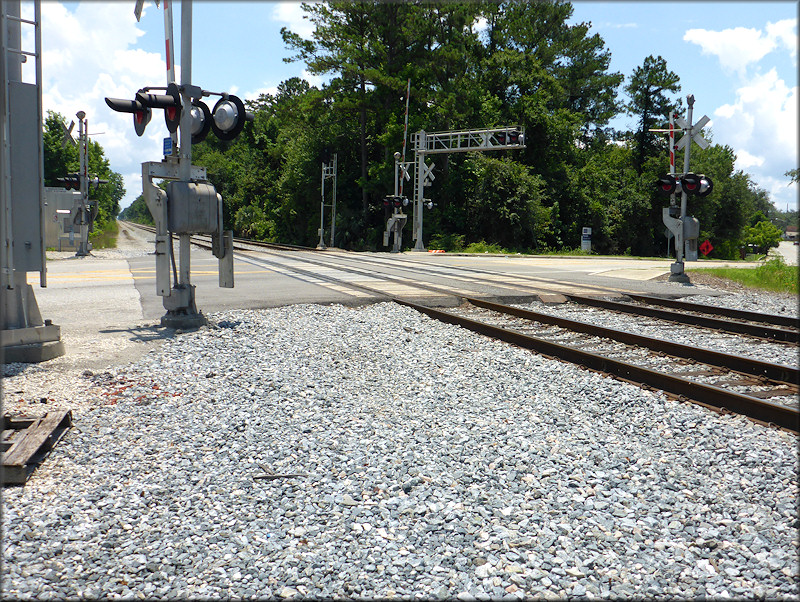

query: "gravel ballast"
xmin=2 ymin=300 xmax=798 ymax=600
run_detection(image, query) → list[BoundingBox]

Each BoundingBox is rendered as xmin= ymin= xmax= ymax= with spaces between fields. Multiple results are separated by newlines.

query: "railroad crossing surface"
xmin=26 ymin=222 xmax=758 ymax=372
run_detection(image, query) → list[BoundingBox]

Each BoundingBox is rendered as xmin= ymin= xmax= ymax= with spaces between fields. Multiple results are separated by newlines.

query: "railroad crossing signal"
xmin=676 ymin=114 xmax=710 ymax=150
xmin=57 ymin=174 xmax=80 ymax=190
xmin=410 ymin=125 xmax=525 ymax=251
xmin=681 ymin=173 xmax=714 ymax=197
xmin=655 ymin=174 xmax=678 ymax=196
xmin=653 ymin=95 xmax=711 ymax=282
xmin=105 ymin=88 xmax=251 ymax=142
xmin=421 ymin=161 xmax=435 ymax=186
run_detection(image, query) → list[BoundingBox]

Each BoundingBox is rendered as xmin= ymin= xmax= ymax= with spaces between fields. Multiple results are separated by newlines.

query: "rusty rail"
xmin=566 ymin=294 xmax=798 ymax=343
xmin=396 ymin=299 xmax=799 ymax=433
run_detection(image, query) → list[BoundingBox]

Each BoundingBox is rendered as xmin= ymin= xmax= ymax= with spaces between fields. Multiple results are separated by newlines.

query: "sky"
xmin=19 ymin=1 xmax=798 ymax=213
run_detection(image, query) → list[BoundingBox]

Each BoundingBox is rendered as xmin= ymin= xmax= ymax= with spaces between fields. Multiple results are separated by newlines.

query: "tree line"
xmin=118 ymin=0 xmax=793 ymax=258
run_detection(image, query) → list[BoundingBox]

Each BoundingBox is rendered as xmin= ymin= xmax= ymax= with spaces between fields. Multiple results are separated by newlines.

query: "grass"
xmin=689 ymin=257 xmax=798 ymax=294
xmin=89 ymin=221 xmax=118 ymax=249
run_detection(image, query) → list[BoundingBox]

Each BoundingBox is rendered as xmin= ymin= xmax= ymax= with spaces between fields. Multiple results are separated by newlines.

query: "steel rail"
xmin=566 ymin=294 xmax=798 ymax=343
xmin=625 ymin=293 xmax=800 ymax=329
xmin=395 ymin=299 xmax=800 ymax=434
xmin=465 ymin=297 xmax=799 ymax=386
xmin=124 ymin=221 xmax=799 ymax=432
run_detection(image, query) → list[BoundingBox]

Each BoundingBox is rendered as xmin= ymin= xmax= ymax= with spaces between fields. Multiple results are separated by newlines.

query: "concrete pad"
xmin=24 ymin=254 xmax=156 ymax=371
xmin=592 ymin=268 xmax=671 ymax=281
xmin=538 ymin=294 xmax=568 ymax=305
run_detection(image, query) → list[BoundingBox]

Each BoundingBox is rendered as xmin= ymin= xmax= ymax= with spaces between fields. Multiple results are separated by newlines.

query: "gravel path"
xmin=3 ymin=299 xmax=798 ymax=600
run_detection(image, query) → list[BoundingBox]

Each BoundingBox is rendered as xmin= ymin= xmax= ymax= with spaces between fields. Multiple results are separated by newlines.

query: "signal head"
xmin=211 ymin=94 xmax=248 ymax=141
xmin=190 ymin=100 xmax=212 ymax=144
xmin=655 ymin=174 xmax=677 ymax=196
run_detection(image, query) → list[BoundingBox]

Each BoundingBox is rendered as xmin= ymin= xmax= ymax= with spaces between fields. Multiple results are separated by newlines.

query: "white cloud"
xmin=766 ymin=18 xmax=798 ymax=60
xmin=272 ymin=2 xmax=316 ymax=39
xmin=26 ymin=2 xmax=170 ymax=209
xmin=684 ymin=18 xmax=797 ymax=76
xmin=301 ymin=69 xmax=324 ymax=89
xmin=712 ymin=69 xmax=797 ymax=209
xmin=686 ymin=19 xmax=798 ymax=210
xmin=734 ymin=149 xmax=765 ymax=169
xmin=243 ymin=85 xmax=280 ymax=103
xmin=684 ymin=27 xmax=775 ymax=75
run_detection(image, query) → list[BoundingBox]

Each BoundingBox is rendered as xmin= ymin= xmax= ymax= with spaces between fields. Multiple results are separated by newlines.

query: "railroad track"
xmin=123 ymin=222 xmax=800 ymax=432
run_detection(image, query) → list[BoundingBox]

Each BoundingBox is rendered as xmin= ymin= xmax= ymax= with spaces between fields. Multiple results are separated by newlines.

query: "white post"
xmin=178 ymin=0 xmax=192 ymax=182
xmin=77 ymin=112 xmax=89 ymax=255
xmin=676 ymin=96 xmax=694 ymax=268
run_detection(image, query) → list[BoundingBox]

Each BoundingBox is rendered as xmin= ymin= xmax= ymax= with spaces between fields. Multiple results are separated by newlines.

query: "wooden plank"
xmin=2 ymin=410 xmax=72 ymax=484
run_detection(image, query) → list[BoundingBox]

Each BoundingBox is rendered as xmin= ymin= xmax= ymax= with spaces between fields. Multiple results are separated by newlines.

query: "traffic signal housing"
xmin=210 ymin=95 xmax=250 ymax=141
xmin=495 ymin=129 xmax=524 ymax=146
xmin=681 ymin=173 xmax=714 ymax=197
xmin=57 ymin=174 xmax=80 ymax=190
xmin=105 ymin=87 xmax=252 ymax=142
xmin=655 ymin=174 xmax=678 ymax=196
xmin=105 ymin=94 xmax=152 ymax=136
xmin=383 ymin=195 xmax=409 ymax=210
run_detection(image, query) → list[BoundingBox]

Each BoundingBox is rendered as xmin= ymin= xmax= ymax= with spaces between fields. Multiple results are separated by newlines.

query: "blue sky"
xmin=24 ymin=1 xmax=797 ymax=212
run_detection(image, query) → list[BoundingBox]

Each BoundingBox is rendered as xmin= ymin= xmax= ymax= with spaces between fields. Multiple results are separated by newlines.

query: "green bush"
xmin=428 ymin=233 xmax=465 ymax=252
xmin=463 ymin=240 xmax=507 ymax=254
xmin=89 ymin=220 xmax=118 ymax=249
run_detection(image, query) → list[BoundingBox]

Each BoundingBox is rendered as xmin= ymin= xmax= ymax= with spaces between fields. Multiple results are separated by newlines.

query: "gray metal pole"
xmin=77 ymin=113 xmax=89 ymax=255
xmin=178 ymin=0 xmax=192 ymax=182
xmin=317 ymin=161 xmax=326 ymax=249
xmin=413 ymin=133 xmax=426 ymax=252
xmin=178 ymin=0 xmax=192 ymax=282
xmin=163 ymin=0 xmax=178 ymax=155
xmin=329 ymin=153 xmax=337 ymax=248
xmin=677 ymin=95 xmax=694 ymax=268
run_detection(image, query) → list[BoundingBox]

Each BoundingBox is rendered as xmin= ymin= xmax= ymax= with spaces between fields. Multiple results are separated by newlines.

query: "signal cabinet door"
xmin=9 ymin=80 xmax=43 ymax=273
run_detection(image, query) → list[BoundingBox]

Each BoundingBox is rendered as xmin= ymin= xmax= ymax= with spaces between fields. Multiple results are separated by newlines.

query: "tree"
xmin=119 ymin=195 xmax=153 ymax=225
xmin=742 ymin=219 xmax=783 ymax=255
xmin=42 ymin=111 xmax=124 ymax=243
xmin=624 ymin=55 xmax=681 ymax=173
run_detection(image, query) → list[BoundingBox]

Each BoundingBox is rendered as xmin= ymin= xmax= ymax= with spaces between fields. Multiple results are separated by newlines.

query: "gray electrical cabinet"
xmin=9 ymin=80 xmax=43 ymax=273
xmin=166 ymin=181 xmax=220 ymax=234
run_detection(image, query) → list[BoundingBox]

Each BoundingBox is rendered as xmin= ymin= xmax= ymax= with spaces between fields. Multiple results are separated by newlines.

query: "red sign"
xmin=699 ymin=239 xmax=713 ymax=256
